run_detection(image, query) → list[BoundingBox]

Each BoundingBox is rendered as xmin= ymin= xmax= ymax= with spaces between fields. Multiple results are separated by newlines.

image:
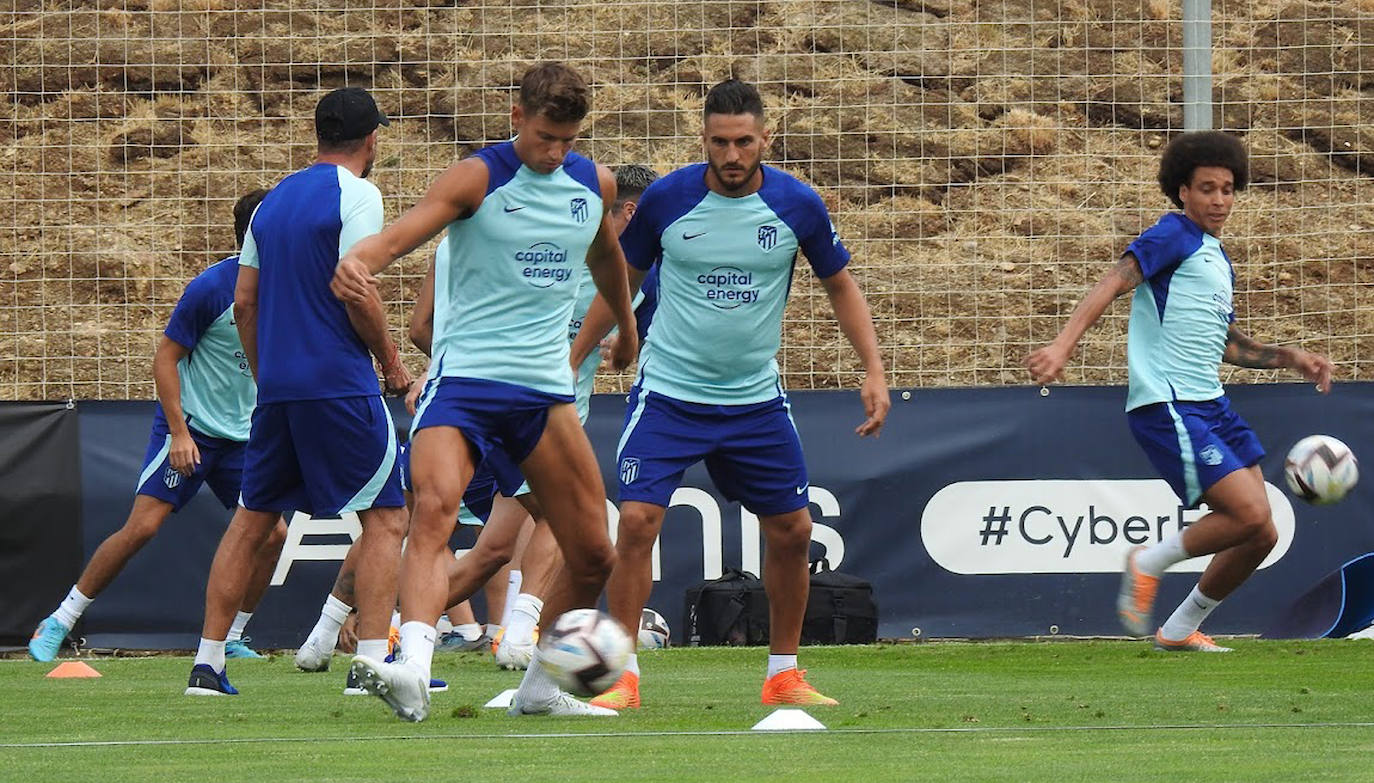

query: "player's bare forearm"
xmin=571 ymin=265 xmax=647 ymax=367
xmin=585 ymin=242 xmax=637 ymax=368
xmin=152 ymin=337 xmax=191 ymax=438
xmin=1027 ymin=253 xmax=1142 ymax=384
xmin=346 ymin=290 xmax=402 ymax=373
xmin=408 ymin=260 xmax=436 ymax=357
xmin=821 ymin=268 xmax=885 ymax=376
xmin=1222 ymin=325 xmax=1287 ymax=369
xmin=234 ymin=264 xmax=261 ymax=378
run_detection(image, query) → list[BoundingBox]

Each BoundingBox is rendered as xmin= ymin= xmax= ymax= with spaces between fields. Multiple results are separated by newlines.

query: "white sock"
xmin=307 ymin=594 xmax=352 ymax=649
xmin=226 ymin=611 xmax=252 ymax=643
xmin=1135 ymin=535 xmax=1190 ymax=577
xmin=486 ymin=623 xmax=504 ymax=641
xmin=767 ymin=654 xmax=798 ymax=679
xmin=390 ymin=609 xmax=402 ymax=629
xmin=397 ymin=621 xmax=436 ymax=682
xmin=501 ymin=570 xmax=523 ymax=627
xmin=515 ymin=646 xmax=560 ymax=703
xmin=625 ymin=653 xmax=640 ymax=676
xmin=194 ymin=637 xmax=226 ymax=672
xmin=52 ymin=586 xmax=93 ymax=629
xmin=505 ymin=593 xmax=543 ymax=646
xmin=1159 ymin=584 xmax=1220 ymax=641
xmin=356 ymin=638 xmax=389 ymax=661
xmin=452 ymin=623 xmax=482 ymax=642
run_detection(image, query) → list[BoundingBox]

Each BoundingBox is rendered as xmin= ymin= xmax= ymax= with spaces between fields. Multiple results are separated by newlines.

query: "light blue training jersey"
xmin=1124 ymin=212 xmax=1235 ymax=411
xmin=619 ymin=163 xmax=850 ymax=405
xmin=162 ymin=256 xmax=255 ymax=441
xmin=430 ymin=141 xmax=603 ymax=397
xmin=239 ymin=163 xmax=384 ymax=403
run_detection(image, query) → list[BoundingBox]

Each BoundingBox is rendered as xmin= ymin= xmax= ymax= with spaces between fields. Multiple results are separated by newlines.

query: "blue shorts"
xmin=240 ymin=396 xmax=404 ymax=516
xmin=616 ymin=387 xmax=809 ymax=516
xmin=397 ymin=440 xmax=495 ymax=526
xmin=135 ymin=407 xmax=245 ymax=512
xmin=411 ymin=376 xmax=572 ymax=498
xmin=1128 ymin=396 xmax=1266 ymax=508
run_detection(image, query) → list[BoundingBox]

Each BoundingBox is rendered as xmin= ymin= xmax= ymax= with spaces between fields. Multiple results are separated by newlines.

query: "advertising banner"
xmin=69 ymin=383 xmax=1374 ymax=648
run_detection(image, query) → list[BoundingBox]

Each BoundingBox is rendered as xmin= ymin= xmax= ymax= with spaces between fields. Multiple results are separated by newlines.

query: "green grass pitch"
xmin=4 ymin=641 xmax=1374 ymax=781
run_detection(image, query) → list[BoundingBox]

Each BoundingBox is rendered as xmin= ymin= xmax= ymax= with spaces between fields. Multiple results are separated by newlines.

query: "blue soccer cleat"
xmin=184 ymin=663 xmax=239 ymax=696
xmin=225 ymin=637 xmax=266 ymax=659
xmin=28 ymin=616 xmax=71 ymax=662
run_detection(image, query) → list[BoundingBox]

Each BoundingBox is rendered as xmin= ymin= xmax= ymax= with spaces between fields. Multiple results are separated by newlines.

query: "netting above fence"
xmin=2 ymin=0 xmax=1371 ymax=401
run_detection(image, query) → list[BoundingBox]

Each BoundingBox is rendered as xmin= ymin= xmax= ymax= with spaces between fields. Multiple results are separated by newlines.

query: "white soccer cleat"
xmin=294 ymin=638 xmax=333 ymax=672
xmin=350 ymin=655 xmax=430 ymax=722
xmin=495 ymin=636 xmax=534 ymax=671
xmin=507 ymin=690 xmax=618 ymax=717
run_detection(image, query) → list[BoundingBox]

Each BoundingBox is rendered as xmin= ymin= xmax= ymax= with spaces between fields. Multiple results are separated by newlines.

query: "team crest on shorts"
xmin=570 ymin=197 xmax=589 ymax=223
xmin=1199 ymin=444 xmax=1224 ymax=466
xmin=757 ymin=225 xmax=777 ymax=251
xmin=163 ymin=466 xmax=183 ymax=489
xmin=619 ymin=457 xmax=640 ymax=485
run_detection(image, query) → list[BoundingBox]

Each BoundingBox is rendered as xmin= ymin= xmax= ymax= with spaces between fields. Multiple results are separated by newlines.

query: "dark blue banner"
xmin=68 ymin=383 xmax=1374 ymax=648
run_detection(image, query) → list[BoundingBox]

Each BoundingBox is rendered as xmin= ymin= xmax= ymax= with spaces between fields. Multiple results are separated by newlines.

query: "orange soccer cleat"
xmin=761 ymin=669 xmax=838 ymax=707
xmin=589 ymin=670 xmax=640 ymax=709
xmin=1117 ymin=545 xmax=1161 ymax=637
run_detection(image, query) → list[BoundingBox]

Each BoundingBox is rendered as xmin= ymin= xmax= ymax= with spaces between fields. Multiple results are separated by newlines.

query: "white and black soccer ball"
xmin=638 ymin=608 xmax=670 ymax=650
xmin=536 ymin=609 xmax=632 ymax=696
xmin=1284 ymin=434 xmax=1359 ymax=505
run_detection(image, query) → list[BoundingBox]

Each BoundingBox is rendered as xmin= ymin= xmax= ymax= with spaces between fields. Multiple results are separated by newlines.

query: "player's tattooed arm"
xmin=1225 ymin=325 xmax=1335 ymax=393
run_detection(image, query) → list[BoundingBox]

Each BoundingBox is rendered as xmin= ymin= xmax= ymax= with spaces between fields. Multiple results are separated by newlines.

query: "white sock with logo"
xmin=1159 ymin=584 xmax=1220 ymax=641
xmin=226 ymin=611 xmax=252 ymax=643
xmin=501 ymin=570 xmax=523 ymax=627
xmin=194 ymin=638 xmax=226 ymax=672
xmin=356 ymin=638 xmax=389 ymax=661
xmin=505 ymin=594 xmax=543 ymax=647
xmin=52 ymin=585 xmax=93 ymax=629
xmin=1135 ymin=535 xmax=1190 ymax=577
xmin=515 ymin=646 xmax=560 ymax=704
xmin=767 ymin=654 xmax=798 ymax=679
xmin=398 ymin=621 xmax=436 ymax=682
xmin=306 ymin=594 xmax=352 ymax=650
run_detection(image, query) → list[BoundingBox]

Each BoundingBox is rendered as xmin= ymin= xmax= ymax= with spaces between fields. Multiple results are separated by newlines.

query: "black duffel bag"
xmin=682 ymin=567 xmax=770 ymax=646
xmin=801 ymin=558 xmax=878 ymax=644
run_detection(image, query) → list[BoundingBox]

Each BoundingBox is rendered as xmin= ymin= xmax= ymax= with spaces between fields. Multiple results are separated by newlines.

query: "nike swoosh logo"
xmin=796 ymin=485 xmax=808 ymax=495
xmin=504 ymin=205 xmax=525 ymax=213
xmin=682 ymin=231 xmax=708 ymax=240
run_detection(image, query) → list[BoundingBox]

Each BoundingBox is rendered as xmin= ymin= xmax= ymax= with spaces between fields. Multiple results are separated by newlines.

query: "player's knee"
xmin=122 ymin=514 xmax=165 ymax=545
xmin=765 ymin=514 xmax=812 ymax=553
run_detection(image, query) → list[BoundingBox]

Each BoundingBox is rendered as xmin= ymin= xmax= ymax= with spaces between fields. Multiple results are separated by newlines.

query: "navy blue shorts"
xmin=240 ymin=396 xmax=404 ymax=516
xmin=1128 ymin=396 xmax=1265 ymax=508
xmin=616 ymin=387 xmax=809 ymax=516
xmin=411 ymin=376 xmax=572 ymax=498
xmin=135 ymin=408 xmax=245 ymax=512
xmin=397 ymin=440 xmax=495 ymax=526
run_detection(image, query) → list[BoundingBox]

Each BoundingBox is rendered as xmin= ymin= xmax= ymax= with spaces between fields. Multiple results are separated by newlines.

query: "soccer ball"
xmin=638 ymin=608 xmax=670 ymax=650
xmin=1284 ymin=435 xmax=1359 ymax=505
xmin=536 ymin=609 xmax=632 ymax=696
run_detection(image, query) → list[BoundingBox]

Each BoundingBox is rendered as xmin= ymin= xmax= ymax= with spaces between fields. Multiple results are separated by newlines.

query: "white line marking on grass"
xmin=6 ymin=722 xmax=1374 ymax=749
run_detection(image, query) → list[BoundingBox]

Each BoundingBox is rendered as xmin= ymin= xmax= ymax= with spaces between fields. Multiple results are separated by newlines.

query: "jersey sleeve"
xmin=619 ymin=187 xmax=664 ymax=272
xmin=1125 ymin=216 xmax=1194 ymax=280
xmin=338 ymin=178 xmax=384 ymax=258
xmin=237 ymin=208 xmax=261 ymax=270
xmin=163 ymin=273 xmax=220 ymax=351
xmin=794 ymin=188 xmax=850 ymax=278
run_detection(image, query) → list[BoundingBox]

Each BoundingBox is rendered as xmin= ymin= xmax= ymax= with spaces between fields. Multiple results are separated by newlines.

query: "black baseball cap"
xmin=315 ymin=87 xmax=390 ymax=143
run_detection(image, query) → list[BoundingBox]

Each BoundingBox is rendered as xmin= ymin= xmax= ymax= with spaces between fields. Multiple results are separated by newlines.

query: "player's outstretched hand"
xmin=168 ymin=431 xmax=200 ymax=476
xmin=331 ymin=257 xmax=376 ymax=303
xmin=1026 ymin=341 xmax=1071 ymax=385
xmin=1290 ymin=348 xmax=1334 ymax=394
xmin=382 ymin=359 xmax=413 ymax=397
xmin=609 ymin=330 xmax=638 ymax=371
xmin=856 ymin=371 xmax=890 ymax=437
xmin=404 ymin=377 xmax=426 ymax=415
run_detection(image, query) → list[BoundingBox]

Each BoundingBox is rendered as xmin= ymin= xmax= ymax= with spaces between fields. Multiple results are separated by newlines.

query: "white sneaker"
xmin=495 ymin=637 xmax=534 ymax=671
xmin=508 ymin=690 xmax=618 ymax=717
xmin=350 ymin=655 xmax=430 ymax=722
xmin=294 ymin=637 xmax=333 ymax=672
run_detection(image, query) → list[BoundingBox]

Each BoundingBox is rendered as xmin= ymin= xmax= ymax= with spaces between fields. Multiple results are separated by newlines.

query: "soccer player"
xmin=29 ymin=191 xmax=286 ymax=663
xmin=570 ymin=80 xmax=889 ymax=709
xmin=185 ymin=87 xmax=413 ymax=695
xmin=1027 ymin=131 xmax=1334 ymax=652
xmin=332 ymin=62 xmax=637 ymax=721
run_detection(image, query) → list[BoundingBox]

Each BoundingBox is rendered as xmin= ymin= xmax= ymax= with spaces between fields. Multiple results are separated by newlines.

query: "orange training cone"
xmin=46 ymin=661 xmax=101 ymax=679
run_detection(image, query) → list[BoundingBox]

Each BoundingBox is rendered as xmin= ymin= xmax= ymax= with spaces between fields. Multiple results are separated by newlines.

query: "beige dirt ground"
xmin=1 ymin=0 xmax=1370 ymax=400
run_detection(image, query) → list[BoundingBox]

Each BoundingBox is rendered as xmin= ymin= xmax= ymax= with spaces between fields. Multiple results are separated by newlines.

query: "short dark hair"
xmin=519 ymin=62 xmax=590 ymax=123
xmin=1158 ymin=131 xmax=1248 ymax=209
xmin=703 ymin=79 xmax=764 ymax=120
xmin=613 ymin=164 xmax=658 ymax=205
xmin=233 ymin=189 xmax=269 ymax=248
